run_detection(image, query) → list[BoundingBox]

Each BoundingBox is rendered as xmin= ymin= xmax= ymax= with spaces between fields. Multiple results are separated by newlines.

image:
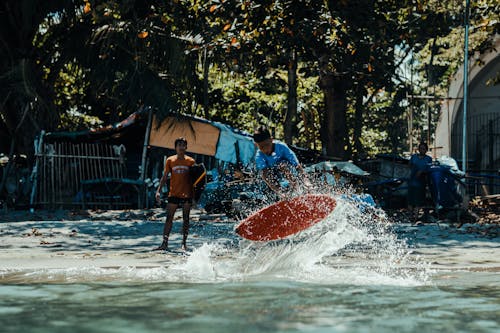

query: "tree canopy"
xmin=0 ymin=0 xmax=498 ymax=160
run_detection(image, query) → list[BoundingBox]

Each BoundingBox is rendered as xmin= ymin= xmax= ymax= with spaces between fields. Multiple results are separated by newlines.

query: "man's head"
xmin=418 ymin=142 xmax=428 ymax=155
xmin=253 ymin=126 xmax=273 ymax=155
xmin=174 ymin=137 xmax=188 ymax=154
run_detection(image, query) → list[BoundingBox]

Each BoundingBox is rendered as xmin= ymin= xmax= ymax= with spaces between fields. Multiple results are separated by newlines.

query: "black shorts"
xmin=167 ymin=197 xmax=193 ymax=205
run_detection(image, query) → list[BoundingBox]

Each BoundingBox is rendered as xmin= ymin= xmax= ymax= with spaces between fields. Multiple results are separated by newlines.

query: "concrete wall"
xmin=435 ymin=34 xmax=500 ymax=172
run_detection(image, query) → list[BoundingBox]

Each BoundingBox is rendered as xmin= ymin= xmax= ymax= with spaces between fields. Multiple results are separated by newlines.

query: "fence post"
xmin=140 ymin=107 xmax=153 ymax=208
xmin=29 ymin=130 xmax=45 ymax=212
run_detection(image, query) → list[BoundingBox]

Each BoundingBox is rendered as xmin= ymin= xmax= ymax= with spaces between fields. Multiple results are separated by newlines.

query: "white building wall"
xmin=435 ymin=35 xmax=500 ymax=163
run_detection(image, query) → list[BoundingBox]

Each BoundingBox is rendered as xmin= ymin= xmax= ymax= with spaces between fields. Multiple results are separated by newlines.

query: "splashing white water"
xmin=174 ymin=196 xmax=431 ymax=286
xmin=1 ymin=194 xmax=431 ymax=285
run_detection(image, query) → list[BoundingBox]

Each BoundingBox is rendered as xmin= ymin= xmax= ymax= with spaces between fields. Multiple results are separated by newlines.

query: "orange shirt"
xmin=164 ymin=155 xmax=195 ymax=198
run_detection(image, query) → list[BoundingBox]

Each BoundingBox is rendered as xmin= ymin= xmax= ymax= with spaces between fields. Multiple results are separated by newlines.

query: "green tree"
xmin=45 ymin=0 xmax=202 ymax=124
xmin=0 ymin=0 xmax=75 ymax=155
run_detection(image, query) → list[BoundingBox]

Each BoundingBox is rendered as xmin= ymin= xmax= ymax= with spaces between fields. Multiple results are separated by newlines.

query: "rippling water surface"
xmin=1 ymin=198 xmax=499 ymax=332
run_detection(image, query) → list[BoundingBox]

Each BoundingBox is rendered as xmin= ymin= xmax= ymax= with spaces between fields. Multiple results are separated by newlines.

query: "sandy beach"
xmin=0 ymin=208 xmax=233 ymax=272
xmin=1 ymin=203 xmax=499 ymax=333
xmin=0 ymin=207 xmax=498 ymax=275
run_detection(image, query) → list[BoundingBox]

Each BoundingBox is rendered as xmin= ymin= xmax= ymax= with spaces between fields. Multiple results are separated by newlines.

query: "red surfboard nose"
xmin=235 ymin=194 xmax=336 ymax=241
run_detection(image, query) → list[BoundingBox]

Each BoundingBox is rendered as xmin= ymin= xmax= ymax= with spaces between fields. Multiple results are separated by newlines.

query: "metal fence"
xmin=32 ymin=141 xmax=141 ymax=209
xmin=452 ymin=112 xmax=500 ymax=171
xmin=451 ymin=111 xmax=500 ymax=195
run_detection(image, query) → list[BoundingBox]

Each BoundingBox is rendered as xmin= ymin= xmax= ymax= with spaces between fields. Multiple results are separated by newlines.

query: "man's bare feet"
xmin=153 ymin=241 xmax=168 ymax=251
xmin=181 ymin=244 xmax=188 ymax=252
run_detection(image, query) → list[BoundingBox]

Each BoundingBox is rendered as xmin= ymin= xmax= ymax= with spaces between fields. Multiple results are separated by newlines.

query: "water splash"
xmin=170 ymin=193 xmax=431 ymax=286
xmin=1 ymin=193 xmax=431 ymax=285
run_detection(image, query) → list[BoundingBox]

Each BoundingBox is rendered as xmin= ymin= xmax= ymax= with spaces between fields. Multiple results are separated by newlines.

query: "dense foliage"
xmin=0 ymin=0 xmax=498 ymax=161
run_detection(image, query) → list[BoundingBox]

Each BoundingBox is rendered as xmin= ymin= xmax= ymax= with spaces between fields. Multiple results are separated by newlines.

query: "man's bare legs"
xmin=181 ymin=202 xmax=192 ymax=251
xmin=155 ymin=202 xmax=178 ymax=251
xmin=155 ymin=201 xmax=192 ymax=251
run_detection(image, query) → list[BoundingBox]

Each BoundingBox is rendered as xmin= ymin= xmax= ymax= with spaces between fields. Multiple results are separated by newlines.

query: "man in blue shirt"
xmin=408 ymin=142 xmax=432 ymax=221
xmin=253 ymin=126 xmax=308 ymax=197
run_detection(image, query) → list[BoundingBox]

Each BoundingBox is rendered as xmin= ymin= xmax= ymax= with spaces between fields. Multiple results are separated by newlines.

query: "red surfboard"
xmin=235 ymin=194 xmax=336 ymax=241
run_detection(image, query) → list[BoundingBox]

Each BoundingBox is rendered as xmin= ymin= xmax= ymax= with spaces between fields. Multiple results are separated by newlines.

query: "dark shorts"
xmin=408 ymin=185 xmax=426 ymax=207
xmin=167 ymin=197 xmax=193 ymax=205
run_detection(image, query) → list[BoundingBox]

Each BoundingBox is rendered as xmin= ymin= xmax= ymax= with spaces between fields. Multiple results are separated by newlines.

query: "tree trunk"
xmin=318 ymin=72 xmax=348 ymax=159
xmin=353 ymin=85 xmax=364 ymax=161
xmin=202 ymin=47 xmax=210 ymax=119
xmin=2 ymin=98 xmax=46 ymax=162
xmin=284 ymin=49 xmax=297 ymax=146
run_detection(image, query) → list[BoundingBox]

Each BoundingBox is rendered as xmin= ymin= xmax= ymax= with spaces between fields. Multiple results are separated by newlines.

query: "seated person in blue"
xmin=408 ymin=142 xmax=432 ymax=213
xmin=253 ymin=126 xmax=308 ymax=197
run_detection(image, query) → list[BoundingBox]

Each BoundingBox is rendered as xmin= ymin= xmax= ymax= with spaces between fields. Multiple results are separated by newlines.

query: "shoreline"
xmin=0 ymin=208 xmax=234 ymax=272
xmin=0 ymin=207 xmax=498 ymax=277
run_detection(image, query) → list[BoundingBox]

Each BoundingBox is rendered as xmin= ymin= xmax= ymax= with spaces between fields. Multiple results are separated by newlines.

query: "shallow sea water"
xmin=1 ymin=199 xmax=499 ymax=333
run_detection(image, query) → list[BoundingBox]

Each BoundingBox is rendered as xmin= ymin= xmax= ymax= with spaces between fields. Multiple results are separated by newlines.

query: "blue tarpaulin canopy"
xmin=149 ymin=114 xmax=256 ymax=166
xmin=44 ymin=109 xmax=257 ymax=166
xmin=210 ymin=121 xmax=255 ymax=166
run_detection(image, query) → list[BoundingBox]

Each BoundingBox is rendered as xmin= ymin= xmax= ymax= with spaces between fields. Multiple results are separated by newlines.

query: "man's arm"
xmin=280 ymin=143 xmax=311 ymax=187
xmin=261 ymin=168 xmax=284 ymax=197
xmin=156 ymin=160 xmax=170 ymax=203
xmin=279 ymin=163 xmax=311 ymax=193
xmin=155 ymin=172 xmax=168 ymax=203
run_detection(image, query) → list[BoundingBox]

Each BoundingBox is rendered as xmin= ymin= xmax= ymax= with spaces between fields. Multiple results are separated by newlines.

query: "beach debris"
xmin=469 ymin=195 xmax=500 ymax=225
xmin=23 ymin=228 xmax=43 ymax=237
xmin=39 ymin=240 xmax=62 ymax=247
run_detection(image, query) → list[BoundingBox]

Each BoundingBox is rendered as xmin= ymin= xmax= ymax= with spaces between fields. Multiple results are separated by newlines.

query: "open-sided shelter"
xmin=30 ymin=107 xmax=255 ymax=209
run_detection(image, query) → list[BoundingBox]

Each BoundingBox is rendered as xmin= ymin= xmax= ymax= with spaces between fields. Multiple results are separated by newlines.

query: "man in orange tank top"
xmin=154 ymin=137 xmax=195 ymax=251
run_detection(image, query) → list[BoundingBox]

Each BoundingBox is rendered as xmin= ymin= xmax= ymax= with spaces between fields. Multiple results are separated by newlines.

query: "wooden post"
xmin=29 ymin=130 xmax=45 ymax=212
xmin=140 ymin=107 xmax=153 ymax=208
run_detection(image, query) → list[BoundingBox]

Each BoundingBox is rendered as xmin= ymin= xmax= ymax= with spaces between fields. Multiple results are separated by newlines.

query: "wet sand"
xmin=0 ymin=208 xmax=238 ymax=271
xmin=0 ymin=208 xmax=499 ymax=273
